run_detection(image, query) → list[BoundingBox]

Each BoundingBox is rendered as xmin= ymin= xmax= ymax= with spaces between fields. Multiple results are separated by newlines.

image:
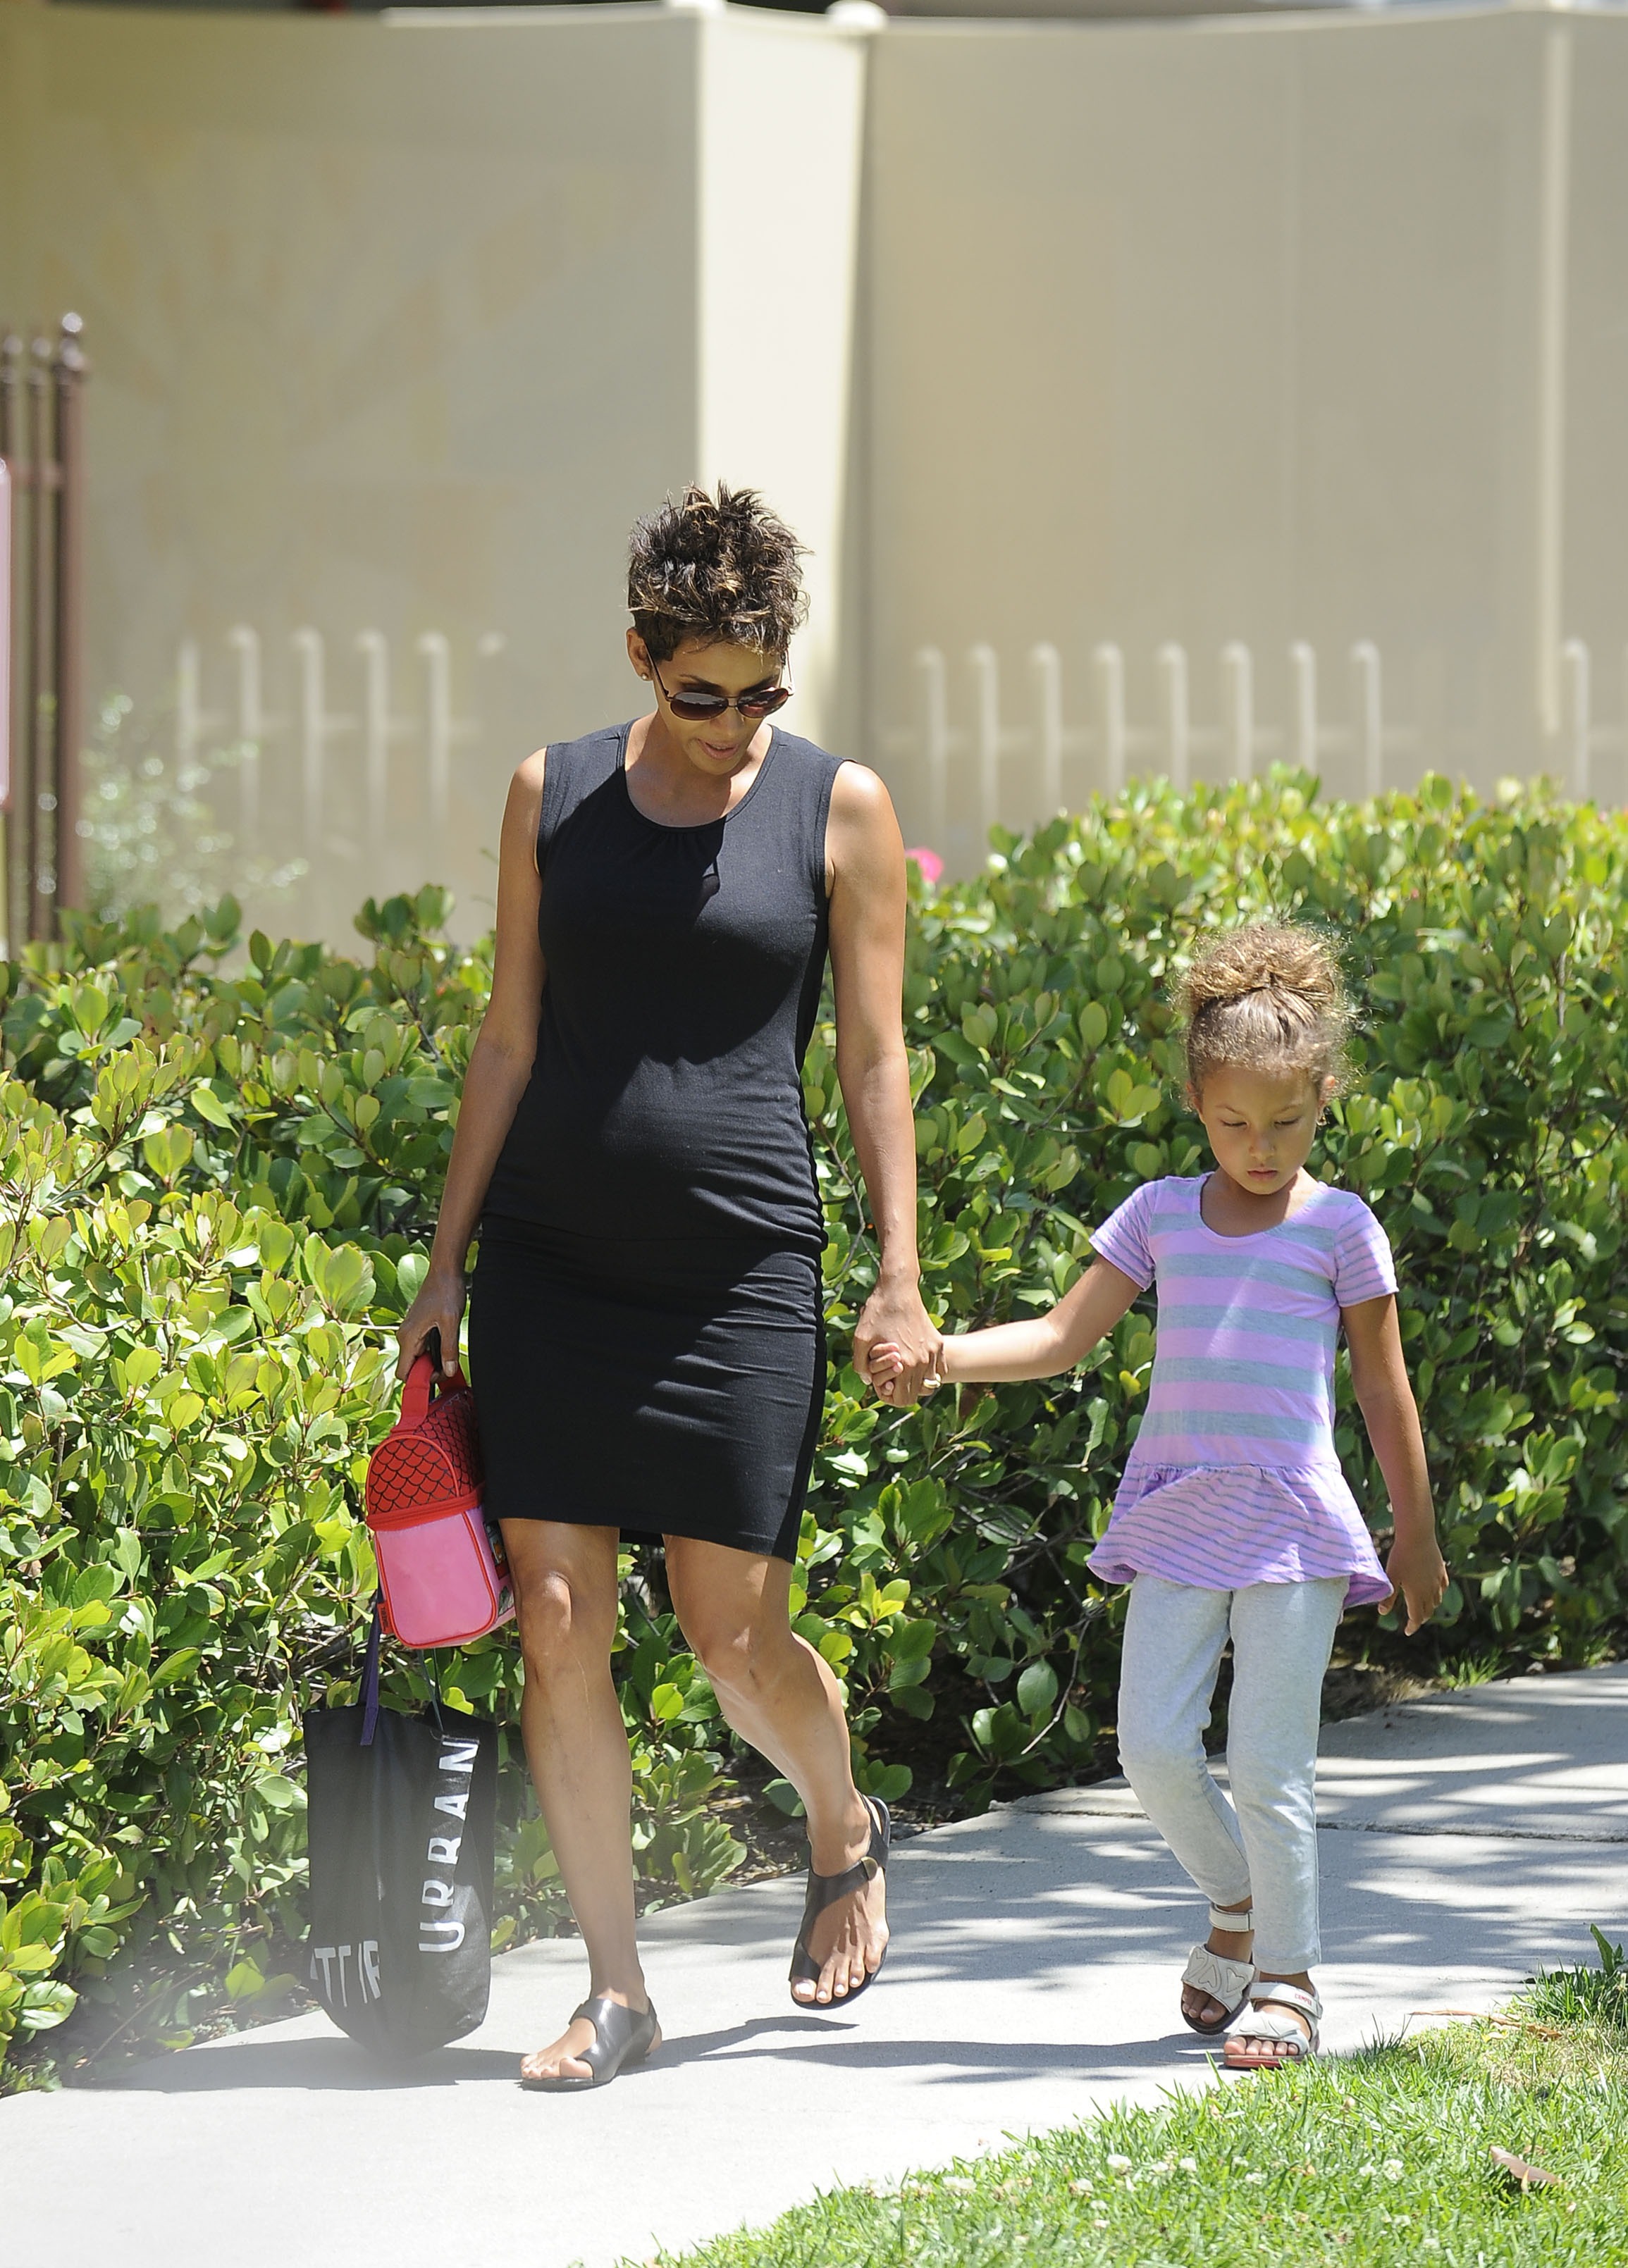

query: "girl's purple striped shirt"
xmin=1085 ymin=1175 xmax=1395 ymax=1606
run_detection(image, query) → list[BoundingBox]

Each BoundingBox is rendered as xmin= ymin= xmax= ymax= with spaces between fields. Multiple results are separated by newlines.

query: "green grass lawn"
xmin=649 ymin=1942 xmax=1628 ymax=2267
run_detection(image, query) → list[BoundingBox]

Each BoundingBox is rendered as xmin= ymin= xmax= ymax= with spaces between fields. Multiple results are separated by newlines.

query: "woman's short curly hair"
xmin=1175 ymin=922 xmax=1352 ymax=1098
xmin=627 ymin=483 xmax=808 ymax=663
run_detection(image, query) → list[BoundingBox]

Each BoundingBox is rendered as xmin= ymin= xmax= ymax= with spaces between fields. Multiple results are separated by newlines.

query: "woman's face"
xmin=629 ymin=632 xmax=787 ymax=779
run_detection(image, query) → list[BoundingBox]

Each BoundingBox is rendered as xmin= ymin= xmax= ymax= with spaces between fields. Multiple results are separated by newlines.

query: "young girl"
xmin=870 ymin=922 xmax=1448 ymax=2069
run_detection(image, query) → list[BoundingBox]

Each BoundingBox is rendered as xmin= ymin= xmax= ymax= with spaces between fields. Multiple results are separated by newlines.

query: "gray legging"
xmin=1115 ymin=1572 xmax=1346 ymax=1974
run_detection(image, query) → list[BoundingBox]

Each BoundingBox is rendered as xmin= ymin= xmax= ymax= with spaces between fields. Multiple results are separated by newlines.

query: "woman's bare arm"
xmin=1343 ymin=1293 xmax=1448 ymax=1632
xmin=825 ymin=763 xmax=942 ymax=1401
xmin=395 ymin=753 xmax=547 ymax=1378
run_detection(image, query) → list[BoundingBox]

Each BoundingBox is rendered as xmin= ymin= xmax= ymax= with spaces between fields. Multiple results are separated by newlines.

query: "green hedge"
xmin=0 ymin=893 xmax=738 ymax=2077
xmin=3 ymin=772 xmax=1626 ymax=2082
xmin=818 ymin=771 xmax=1628 ymax=1793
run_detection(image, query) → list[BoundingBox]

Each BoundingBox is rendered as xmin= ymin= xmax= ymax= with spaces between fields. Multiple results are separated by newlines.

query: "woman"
xmin=396 ymin=484 xmax=941 ymax=2090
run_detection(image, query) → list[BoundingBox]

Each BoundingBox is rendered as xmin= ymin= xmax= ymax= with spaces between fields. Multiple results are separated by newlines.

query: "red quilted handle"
xmin=401 ymin=1349 xmax=464 ymax=1429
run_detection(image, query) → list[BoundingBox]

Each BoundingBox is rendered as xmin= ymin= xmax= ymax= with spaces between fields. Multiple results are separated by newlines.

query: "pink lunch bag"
xmin=364 ymin=1353 xmax=514 ymax=1649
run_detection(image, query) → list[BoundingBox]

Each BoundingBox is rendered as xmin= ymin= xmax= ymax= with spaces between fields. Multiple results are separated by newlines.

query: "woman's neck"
xmin=624 ymin=712 xmax=772 ymax=827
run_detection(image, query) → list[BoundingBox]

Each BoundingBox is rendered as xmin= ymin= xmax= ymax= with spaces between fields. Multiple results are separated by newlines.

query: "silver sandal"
xmin=1180 ymin=1904 xmax=1256 ymax=2036
xmin=519 ymin=1995 xmax=660 ymax=2091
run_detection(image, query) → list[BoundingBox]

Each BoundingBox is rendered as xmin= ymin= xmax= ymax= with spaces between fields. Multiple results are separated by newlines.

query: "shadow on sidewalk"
xmin=84 ymin=1811 xmax=1622 ymax=2098
xmin=652 ymin=2018 xmax=1219 ymax=2085
xmin=92 ymin=2040 xmax=522 ymax=2093
xmin=92 ymin=2010 xmax=1221 ymax=2097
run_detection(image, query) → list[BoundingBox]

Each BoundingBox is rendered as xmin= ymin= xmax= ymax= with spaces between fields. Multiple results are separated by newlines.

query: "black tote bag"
xmin=302 ymin=1606 xmax=499 ymax=2058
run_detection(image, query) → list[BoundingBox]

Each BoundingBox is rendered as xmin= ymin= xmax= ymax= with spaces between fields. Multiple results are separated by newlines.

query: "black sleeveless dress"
xmin=469 ymin=721 xmax=842 ymax=1561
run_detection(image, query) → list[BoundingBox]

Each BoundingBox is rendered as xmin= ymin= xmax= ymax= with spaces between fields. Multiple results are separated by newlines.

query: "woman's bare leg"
xmin=665 ymin=1537 xmax=886 ymax=2007
xmin=502 ymin=1520 xmax=659 ymax=2081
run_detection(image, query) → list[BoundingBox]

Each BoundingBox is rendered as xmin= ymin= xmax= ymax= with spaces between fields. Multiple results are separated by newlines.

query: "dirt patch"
xmin=1320 ymin=1661 xmax=1437 ymax=1722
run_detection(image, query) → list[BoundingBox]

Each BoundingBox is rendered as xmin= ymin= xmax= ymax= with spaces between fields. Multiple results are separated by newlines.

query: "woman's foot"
xmin=1181 ymin=1902 xmax=1254 ymax=2030
xmin=790 ymin=1798 xmax=890 ymax=2007
xmin=519 ymin=1989 xmax=658 ymax=2086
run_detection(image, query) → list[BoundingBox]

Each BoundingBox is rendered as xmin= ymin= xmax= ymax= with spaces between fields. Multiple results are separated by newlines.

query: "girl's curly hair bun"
xmin=1176 ymin=922 xmax=1351 ymax=1096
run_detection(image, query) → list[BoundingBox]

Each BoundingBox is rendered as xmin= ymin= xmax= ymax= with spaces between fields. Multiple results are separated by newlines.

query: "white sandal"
xmin=1223 ymin=1980 xmax=1322 ymax=2070
xmin=1179 ymin=1904 xmax=1256 ymax=2037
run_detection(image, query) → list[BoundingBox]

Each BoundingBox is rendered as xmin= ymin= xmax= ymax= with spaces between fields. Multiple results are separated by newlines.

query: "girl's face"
xmin=1190 ymin=1064 xmax=1331 ymax=1197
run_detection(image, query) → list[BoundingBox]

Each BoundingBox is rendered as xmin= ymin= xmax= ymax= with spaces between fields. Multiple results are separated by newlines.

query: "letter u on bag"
xmin=302 ymin=1601 xmax=499 ymax=2057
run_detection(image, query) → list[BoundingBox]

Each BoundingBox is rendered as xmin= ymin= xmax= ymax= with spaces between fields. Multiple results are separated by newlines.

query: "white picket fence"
xmin=167 ymin=626 xmax=1628 ymax=886
xmin=175 ymin=624 xmax=505 ymax=860
xmin=882 ymin=636 xmax=1628 ymax=849
xmin=1556 ymin=637 xmax=1628 ymax=803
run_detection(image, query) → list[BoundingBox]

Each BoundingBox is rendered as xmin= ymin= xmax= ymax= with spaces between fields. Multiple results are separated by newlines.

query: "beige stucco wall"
xmin=3 ymin=1 xmax=1626 ymax=927
xmin=0 ymin=2 xmax=869 ymax=939
xmin=696 ymin=10 xmax=868 ymax=756
xmin=864 ymin=4 xmax=1628 ymax=858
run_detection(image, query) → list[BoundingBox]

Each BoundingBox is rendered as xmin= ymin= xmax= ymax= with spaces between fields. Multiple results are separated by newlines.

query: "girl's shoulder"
xmin=1295 ymin=1179 xmax=1385 ymax=1230
xmin=1138 ymin=1173 xmax=1205 ymax=1203
xmin=1300 ymin=1181 xmax=1398 ymax=1301
xmin=1104 ymin=1174 xmax=1202 ymax=1224
xmin=1091 ymin=1175 xmax=1200 ymax=1287
xmin=1290 ymin=1182 xmax=1398 ymax=1294
xmin=1106 ymin=1175 xmax=1207 ymax=1243
xmin=1140 ymin=1175 xmax=1208 ymax=1218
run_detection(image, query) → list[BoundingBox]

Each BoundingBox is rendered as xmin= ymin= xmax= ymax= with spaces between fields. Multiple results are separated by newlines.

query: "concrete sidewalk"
xmin=5 ymin=1666 xmax=1624 ymax=2268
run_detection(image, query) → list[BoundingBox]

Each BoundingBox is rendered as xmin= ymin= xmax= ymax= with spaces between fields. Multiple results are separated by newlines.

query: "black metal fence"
xmin=1 ymin=315 xmax=87 ymax=950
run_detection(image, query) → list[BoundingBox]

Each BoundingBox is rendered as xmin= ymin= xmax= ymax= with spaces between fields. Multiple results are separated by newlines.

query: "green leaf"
xmin=224 ymin=1959 xmax=267 ymax=2002
xmin=18 ymin=1978 xmax=78 ymax=2032
xmin=150 ymin=1649 xmax=202 ymax=1690
xmin=189 ymin=1084 xmax=235 ymax=1130
xmin=395 ymin=1252 xmax=430 ymax=1303
xmin=888 ymin=1617 xmax=937 ymax=1663
xmin=142 ymin=1124 xmax=195 ymax=1182
xmin=72 ymin=983 xmax=111 ymax=1039
xmin=121 ymin=1346 xmax=163 ymax=1392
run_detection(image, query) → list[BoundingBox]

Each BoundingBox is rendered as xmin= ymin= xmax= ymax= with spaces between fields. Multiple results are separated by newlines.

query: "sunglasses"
xmin=650 ymin=655 xmax=792 ymax=723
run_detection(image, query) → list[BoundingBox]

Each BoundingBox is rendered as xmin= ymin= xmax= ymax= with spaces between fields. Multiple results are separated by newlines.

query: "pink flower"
xmin=904 ymin=846 xmax=944 ymax=886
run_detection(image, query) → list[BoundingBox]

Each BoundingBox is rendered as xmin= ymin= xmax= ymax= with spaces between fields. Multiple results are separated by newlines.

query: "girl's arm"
xmin=873 ymin=1256 xmax=1142 ymax=1397
xmin=826 ymin=764 xmax=943 ymax=1402
xmin=1343 ymin=1294 xmax=1448 ymax=1633
xmin=395 ymin=755 xmax=548 ymax=1378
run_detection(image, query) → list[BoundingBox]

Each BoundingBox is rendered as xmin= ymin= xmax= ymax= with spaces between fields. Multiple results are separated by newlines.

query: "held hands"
xmin=853 ymin=1282 xmax=943 ymax=1407
xmin=1381 ymin=1535 xmax=1450 ymax=1635
xmin=865 ymin=1338 xmax=944 ymax=1404
xmin=395 ymin=1264 xmax=467 ymax=1382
